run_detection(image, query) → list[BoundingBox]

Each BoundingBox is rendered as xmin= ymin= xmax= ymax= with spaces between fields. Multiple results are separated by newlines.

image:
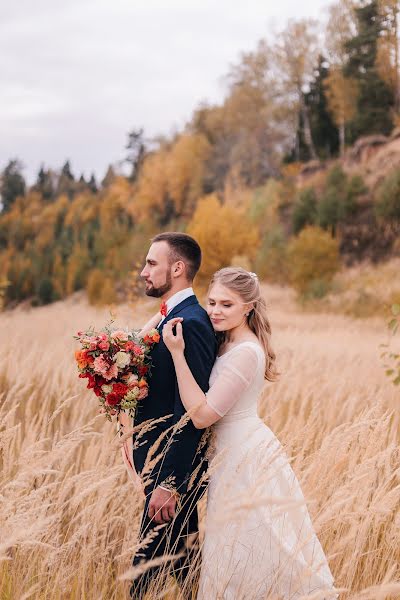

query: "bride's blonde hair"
xmin=208 ymin=267 xmax=278 ymax=382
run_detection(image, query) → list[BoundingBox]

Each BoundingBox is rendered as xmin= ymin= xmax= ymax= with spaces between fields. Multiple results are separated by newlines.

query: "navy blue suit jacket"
xmin=133 ymin=295 xmax=217 ymax=495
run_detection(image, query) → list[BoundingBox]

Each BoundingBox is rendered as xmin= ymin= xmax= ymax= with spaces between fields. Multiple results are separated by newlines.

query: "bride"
xmin=162 ymin=267 xmax=338 ymax=600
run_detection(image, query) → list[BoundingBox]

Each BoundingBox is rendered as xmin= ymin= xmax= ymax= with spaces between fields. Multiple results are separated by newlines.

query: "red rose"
xmin=79 ymin=372 xmax=96 ymax=389
xmin=125 ymin=341 xmax=135 ymax=351
xmin=95 ymin=376 xmax=107 ymax=387
xmin=112 ymin=382 xmax=128 ymax=396
xmin=138 ymin=365 xmax=148 ymax=376
xmin=106 ymin=392 xmax=120 ymax=406
xmin=93 ymin=386 xmax=103 ymax=397
xmin=87 ymin=373 xmax=97 ymax=389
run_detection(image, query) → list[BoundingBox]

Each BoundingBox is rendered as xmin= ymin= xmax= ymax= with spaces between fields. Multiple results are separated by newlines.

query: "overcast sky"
xmin=1 ymin=0 xmax=329 ymax=183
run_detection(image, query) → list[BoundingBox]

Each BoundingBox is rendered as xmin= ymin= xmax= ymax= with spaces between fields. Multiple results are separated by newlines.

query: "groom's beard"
xmin=144 ymin=271 xmax=172 ymax=298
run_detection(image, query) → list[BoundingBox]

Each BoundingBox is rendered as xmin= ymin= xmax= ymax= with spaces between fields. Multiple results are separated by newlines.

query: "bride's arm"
xmin=163 ymin=317 xmax=259 ymax=429
xmin=138 ymin=312 xmax=162 ymax=338
xmin=163 ymin=319 xmax=219 ymax=429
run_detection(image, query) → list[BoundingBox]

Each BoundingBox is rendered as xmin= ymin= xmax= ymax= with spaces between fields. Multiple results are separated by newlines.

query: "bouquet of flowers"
xmin=74 ymin=322 xmax=160 ymax=421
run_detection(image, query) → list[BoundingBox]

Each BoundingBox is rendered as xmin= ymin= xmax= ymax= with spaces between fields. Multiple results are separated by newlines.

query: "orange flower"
xmin=138 ymin=378 xmax=148 ymax=389
xmin=75 ymin=349 xmax=94 ymax=369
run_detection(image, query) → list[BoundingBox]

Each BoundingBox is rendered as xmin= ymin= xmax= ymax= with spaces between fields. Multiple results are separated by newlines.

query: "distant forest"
xmin=1 ymin=0 xmax=399 ymax=307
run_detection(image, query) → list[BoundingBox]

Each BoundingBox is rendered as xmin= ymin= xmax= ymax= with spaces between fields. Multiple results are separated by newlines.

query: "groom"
xmin=130 ymin=232 xmax=217 ymax=598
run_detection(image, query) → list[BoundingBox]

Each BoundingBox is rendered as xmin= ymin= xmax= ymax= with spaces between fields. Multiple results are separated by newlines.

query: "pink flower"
xmin=94 ymin=354 xmax=118 ymax=379
xmin=98 ymin=340 xmax=110 ymax=351
xmin=102 ymin=363 xmax=118 ymax=380
xmin=93 ymin=354 xmax=108 ymax=374
xmin=111 ymin=330 xmax=129 ymax=342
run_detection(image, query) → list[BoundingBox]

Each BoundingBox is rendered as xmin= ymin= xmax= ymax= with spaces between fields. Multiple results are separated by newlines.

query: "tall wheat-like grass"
xmin=0 ymin=287 xmax=399 ymax=599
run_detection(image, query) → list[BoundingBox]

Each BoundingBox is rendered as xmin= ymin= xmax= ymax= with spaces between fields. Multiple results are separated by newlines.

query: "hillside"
xmin=298 ymin=130 xmax=400 ymax=190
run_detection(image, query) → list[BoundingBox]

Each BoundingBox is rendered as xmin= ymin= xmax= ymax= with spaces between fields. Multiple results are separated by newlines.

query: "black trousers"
xmin=129 ymin=485 xmax=204 ymax=599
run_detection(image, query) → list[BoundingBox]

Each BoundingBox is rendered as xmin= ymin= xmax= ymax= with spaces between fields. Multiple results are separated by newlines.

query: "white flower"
xmin=113 ymin=351 xmax=131 ymax=369
xmin=101 ymin=384 xmax=113 ymax=394
xmin=124 ymin=388 xmax=140 ymax=401
xmin=126 ymin=373 xmax=139 ymax=386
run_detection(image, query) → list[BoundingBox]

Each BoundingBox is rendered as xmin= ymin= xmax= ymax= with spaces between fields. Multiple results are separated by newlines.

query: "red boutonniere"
xmin=160 ymin=301 xmax=168 ymax=317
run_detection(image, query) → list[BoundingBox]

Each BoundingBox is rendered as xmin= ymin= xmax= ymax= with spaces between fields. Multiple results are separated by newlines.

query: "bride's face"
xmin=207 ymin=282 xmax=250 ymax=332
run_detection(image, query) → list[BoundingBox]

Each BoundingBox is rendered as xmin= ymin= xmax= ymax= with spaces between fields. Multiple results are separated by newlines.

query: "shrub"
xmin=292 ymin=188 xmax=317 ymax=234
xmin=375 ymin=168 xmax=400 ymax=220
xmin=287 ymin=226 xmax=340 ymax=295
xmin=318 ymin=165 xmax=366 ymax=235
xmin=37 ymin=277 xmax=55 ymax=305
xmin=255 ymin=226 xmax=289 ymax=284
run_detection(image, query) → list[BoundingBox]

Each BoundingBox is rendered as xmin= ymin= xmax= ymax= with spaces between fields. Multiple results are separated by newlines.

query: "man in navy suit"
xmin=130 ymin=232 xmax=217 ymax=598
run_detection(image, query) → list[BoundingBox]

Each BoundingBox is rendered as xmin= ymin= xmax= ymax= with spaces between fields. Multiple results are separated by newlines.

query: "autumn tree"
xmin=272 ymin=19 xmax=320 ymax=161
xmin=187 ymin=194 xmax=260 ymax=287
xmin=191 ymin=41 xmax=286 ymax=190
xmin=376 ymin=0 xmax=399 ymax=113
xmin=166 ymin=134 xmax=211 ymax=217
xmin=324 ymin=68 xmax=359 ymax=155
xmin=134 ymin=149 xmax=172 ymax=224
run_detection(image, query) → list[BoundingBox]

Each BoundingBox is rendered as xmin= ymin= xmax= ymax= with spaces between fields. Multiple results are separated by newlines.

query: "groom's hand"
xmin=148 ymin=487 xmax=176 ymax=524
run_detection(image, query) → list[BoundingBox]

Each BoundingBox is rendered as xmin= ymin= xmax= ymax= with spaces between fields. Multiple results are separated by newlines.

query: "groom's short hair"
xmin=151 ymin=232 xmax=201 ymax=281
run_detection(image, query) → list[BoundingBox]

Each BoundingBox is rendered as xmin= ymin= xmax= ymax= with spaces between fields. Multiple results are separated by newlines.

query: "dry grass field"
xmin=0 ymin=285 xmax=399 ymax=599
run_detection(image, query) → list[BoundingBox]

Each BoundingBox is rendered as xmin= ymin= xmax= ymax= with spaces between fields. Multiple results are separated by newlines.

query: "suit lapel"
xmin=157 ymin=295 xmax=198 ymax=332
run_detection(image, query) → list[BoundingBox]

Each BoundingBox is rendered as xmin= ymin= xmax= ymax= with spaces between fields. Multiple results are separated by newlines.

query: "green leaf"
xmin=385 ymin=369 xmax=394 ymax=376
xmin=392 ymin=304 xmax=400 ymax=316
xmin=388 ymin=318 xmax=398 ymax=331
xmin=393 ymin=375 xmax=400 ymax=386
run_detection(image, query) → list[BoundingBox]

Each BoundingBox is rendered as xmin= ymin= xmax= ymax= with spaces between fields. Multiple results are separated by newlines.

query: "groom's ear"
xmin=172 ymin=260 xmax=185 ymax=278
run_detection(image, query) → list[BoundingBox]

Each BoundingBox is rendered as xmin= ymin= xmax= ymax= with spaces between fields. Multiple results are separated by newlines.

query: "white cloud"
xmin=0 ymin=0 xmax=329 ymax=182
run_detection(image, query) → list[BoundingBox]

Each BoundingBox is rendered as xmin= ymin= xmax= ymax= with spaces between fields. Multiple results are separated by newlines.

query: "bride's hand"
xmin=138 ymin=311 xmax=162 ymax=337
xmin=163 ymin=318 xmax=184 ymax=356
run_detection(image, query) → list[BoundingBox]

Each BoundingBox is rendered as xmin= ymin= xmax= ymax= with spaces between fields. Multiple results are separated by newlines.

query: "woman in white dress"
xmin=162 ymin=267 xmax=338 ymax=600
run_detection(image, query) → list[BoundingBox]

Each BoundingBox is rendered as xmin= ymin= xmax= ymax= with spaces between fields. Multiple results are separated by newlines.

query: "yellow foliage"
xmin=100 ymin=177 xmax=134 ymax=229
xmin=167 ymin=134 xmax=211 ymax=216
xmin=187 ymin=194 xmax=260 ymax=286
xmin=135 ymin=151 xmax=169 ymax=221
xmin=35 ymin=197 xmax=68 ymax=251
xmin=66 ymin=246 xmax=90 ymax=295
xmin=280 ymin=162 xmax=303 ymax=180
xmin=52 ymin=254 xmax=66 ymax=299
xmin=86 ymin=269 xmax=116 ymax=305
xmin=324 ymin=69 xmax=358 ymax=129
xmin=287 ymin=226 xmax=340 ymax=294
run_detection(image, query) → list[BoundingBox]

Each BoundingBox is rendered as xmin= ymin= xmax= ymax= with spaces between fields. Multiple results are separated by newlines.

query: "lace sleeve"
xmin=205 ymin=345 xmax=262 ymax=417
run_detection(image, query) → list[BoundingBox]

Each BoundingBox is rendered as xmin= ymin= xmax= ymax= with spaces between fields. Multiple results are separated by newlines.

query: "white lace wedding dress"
xmin=197 ymin=342 xmax=337 ymax=600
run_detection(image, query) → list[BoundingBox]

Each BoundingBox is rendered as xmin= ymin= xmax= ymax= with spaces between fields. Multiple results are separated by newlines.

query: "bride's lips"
xmin=211 ymin=318 xmax=224 ymax=324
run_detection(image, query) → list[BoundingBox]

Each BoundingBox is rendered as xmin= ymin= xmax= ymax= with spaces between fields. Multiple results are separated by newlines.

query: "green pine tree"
xmin=344 ymin=0 xmax=394 ymax=141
